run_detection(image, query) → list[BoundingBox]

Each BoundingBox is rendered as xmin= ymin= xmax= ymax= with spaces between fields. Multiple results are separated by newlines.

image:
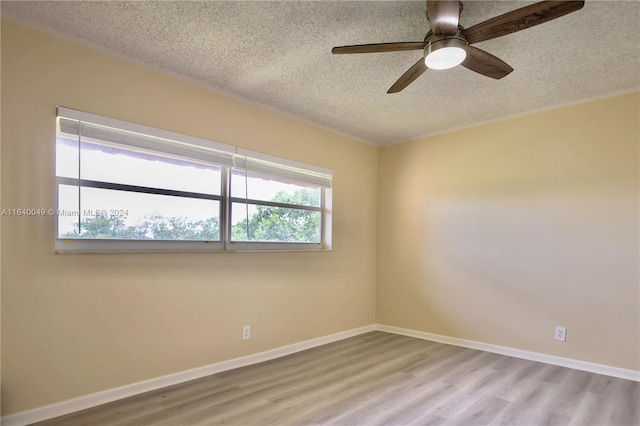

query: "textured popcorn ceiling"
xmin=2 ymin=1 xmax=639 ymax=146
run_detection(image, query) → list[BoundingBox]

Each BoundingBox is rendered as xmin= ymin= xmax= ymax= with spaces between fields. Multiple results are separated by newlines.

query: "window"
xmin=55 ymin=107 xmax=332 ymax=252
xmin=229 ymin=155 xmax=326 ymax=250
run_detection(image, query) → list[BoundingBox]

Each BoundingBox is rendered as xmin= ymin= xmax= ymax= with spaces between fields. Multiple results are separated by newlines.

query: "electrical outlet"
xmin=242 ymin=325 xmax=251 ymax=341
xmin=555 ymin=326 xmax=566 ymax=342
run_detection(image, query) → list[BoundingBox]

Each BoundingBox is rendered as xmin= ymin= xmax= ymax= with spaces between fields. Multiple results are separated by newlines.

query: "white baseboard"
xmin=4 ymin=323 xmax=638 ymax=425
xmin=0 ymin=325 xmax=376 ymax=426
xmin=375 ymin=324 xmax=640 ymax=382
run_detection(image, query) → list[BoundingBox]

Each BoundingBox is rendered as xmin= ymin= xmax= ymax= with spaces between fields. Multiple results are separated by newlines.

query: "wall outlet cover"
xmin=555 ymin=326 xmax=567 ymax=342
xmin=242 ymin=325 xmax=251 ymax=341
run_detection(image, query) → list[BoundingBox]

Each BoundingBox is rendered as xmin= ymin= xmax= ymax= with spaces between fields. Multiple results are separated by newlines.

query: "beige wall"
xmin=377 ymin=92 xmax=639 ymax=371
xmin=0 ymin=20 xmax=377 ymax=415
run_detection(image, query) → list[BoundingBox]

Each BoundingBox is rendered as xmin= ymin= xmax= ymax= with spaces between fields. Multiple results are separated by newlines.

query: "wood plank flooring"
xmin=35 ymin=332 xmax=639 ymax=426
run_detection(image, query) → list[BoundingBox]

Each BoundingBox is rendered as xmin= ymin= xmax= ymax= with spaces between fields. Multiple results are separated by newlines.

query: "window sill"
xmin=55 ymin=239 xmax=332 ymax=254
xmin=55 ymin=248 xmax=333 ymax=254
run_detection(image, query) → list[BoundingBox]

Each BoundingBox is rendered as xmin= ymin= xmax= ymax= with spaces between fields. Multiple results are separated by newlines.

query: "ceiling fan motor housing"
xmin=424 ymin=32 xmax=468 ymax=58
xmin=423 ymin=32 xmax=468 ymax=70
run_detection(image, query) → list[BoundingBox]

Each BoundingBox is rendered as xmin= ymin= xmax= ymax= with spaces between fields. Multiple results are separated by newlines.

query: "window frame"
xmin=226 ymin=183 xmax=326 ymax=251
xmin=54 ymin=107 xmax=332 ymax=253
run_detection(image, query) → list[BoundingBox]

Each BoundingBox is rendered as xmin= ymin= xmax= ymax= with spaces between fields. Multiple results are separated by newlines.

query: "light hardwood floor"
xmin=35 ymin=332 xmax=639 ymax=425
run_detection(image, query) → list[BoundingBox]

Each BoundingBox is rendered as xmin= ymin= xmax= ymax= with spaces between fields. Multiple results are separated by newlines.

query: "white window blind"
xmin=57 ymin=108 xmax=236 ymax=168
xmin=57 ymin=107 xmax=333 ymax=186
xmin=233 ymin=148 xmax=332 ymax=189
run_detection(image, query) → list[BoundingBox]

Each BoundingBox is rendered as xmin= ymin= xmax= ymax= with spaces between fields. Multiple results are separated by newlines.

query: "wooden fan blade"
xmin=332 ymin=42 xmax=426 ymax=54
xmin=461 ymin=46 xmax=513 ymax=79
xmin=427 ymin=0 xmax=461 ymax=35
xmin=387 ymin=58 xmax=428 ymax=93
xmin=463 ymin=1 xmax=585 ymax=44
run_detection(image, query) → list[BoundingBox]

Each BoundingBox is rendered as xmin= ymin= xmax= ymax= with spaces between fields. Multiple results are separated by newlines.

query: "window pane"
xmin=79 ymin=138 xmax=221 ymax=195
xmin=230 ymin=170 xmax=321 ymax=207
xmin=56 ymin=135 xmax=79 ymax=179
xmin=231 ymin=202 xmax=320 ymax=243
xmin=57 ymin=185 xmax=220 ymax=241
xmin=57 ymin=183 xmax=80 ymax=234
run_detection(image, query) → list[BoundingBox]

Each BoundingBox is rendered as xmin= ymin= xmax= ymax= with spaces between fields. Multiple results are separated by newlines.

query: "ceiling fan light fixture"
xmin=424 ymin=37 xmax=467 ymax=70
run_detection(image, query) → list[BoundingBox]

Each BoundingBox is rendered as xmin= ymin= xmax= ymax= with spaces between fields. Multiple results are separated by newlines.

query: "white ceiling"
xmin=2 ymin=1 xmax=639 ymax=146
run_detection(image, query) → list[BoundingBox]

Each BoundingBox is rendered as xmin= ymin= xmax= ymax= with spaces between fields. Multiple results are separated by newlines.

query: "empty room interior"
xmin=1 ymin=1 xmax=639 ymax=425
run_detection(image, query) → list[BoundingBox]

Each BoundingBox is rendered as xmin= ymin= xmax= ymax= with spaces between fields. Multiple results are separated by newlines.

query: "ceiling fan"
xmin=332 ymin=1 xmax=585 ymax=93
